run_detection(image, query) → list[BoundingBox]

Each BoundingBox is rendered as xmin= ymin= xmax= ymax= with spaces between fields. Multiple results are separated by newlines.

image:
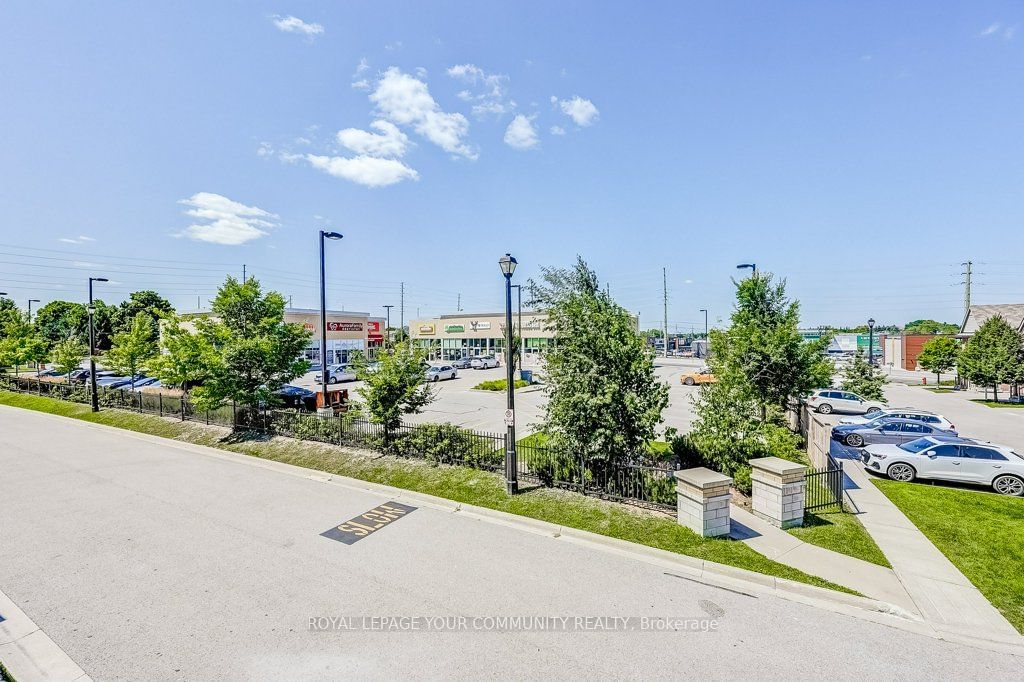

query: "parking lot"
xmin=291 ymin=356 xmax=709 ymax=436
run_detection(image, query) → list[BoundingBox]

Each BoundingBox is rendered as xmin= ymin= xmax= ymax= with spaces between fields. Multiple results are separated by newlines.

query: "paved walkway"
xmin=729 ymin=506 xmax=919 ymax=616
xmin=841 ymin=461 xmax=1021 ymax=644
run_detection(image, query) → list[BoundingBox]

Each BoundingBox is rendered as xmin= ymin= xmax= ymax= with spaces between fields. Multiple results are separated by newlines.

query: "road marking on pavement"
xmin=320 ymin=501 xmax=417 ymax=545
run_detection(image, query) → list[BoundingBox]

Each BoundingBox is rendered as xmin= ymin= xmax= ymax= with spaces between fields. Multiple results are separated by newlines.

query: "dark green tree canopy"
xmin=903 ymin=319 xmax=960 ymax=335
xmin=528 ymin=257 xmax=668 ymax=464
xmin=958 ymin=315 xmax=1023 ymax=402
xmin=917 ymin=336 xmax=960 ymax=384
xmin=841 ymin=349 xmax=888 ymax=401
xmin=115 ymin=290 xmax=174 ymax=339
xmin=34 ymin=300 xmax=88 ymax=345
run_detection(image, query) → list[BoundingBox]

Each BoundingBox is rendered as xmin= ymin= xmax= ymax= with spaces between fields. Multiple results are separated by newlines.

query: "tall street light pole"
xmin=28 ymin=299 xmax=40 ymax=321
xmin=867 ymin=318 xmax=876 ymax=367
xmin=319 ymin=230 xmax=343 ymax=413
xmin=383 ymin=305 xmax=394 ymax=349
xmin=499 ymin=253 xmax=518 ymax=495
xmin=88 ymin=277 xmax=109 ymax=412
xmin=699 ymin=308 xmax=708 ymax=340
xmin=736 ymin=263 xmax=757 ymax=276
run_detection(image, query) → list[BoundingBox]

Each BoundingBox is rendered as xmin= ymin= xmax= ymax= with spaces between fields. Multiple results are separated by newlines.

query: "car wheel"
xmin=845 ymin=434 xmax=864 ymax=447
xmin=329 ymin=377 xmax=338 ymax=385
xmin=887 ymin=463 xmax=916 ymax=482
xmin=432 ymin=375 xmax=440 ymax=382
xmin=683 ymin=377 xmax=695 ymax=386
xmin=865 ymin=406 xmax=882 ymax=416
xmin=993 ymin=475 xmax=1024 ymax=497
xmin=817 ymin=403 xmax=833 ymax=414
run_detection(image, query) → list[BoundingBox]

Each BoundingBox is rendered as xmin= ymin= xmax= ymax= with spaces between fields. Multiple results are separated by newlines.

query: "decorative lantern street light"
xmin=499 ymin=253 xmax=518 ymax=494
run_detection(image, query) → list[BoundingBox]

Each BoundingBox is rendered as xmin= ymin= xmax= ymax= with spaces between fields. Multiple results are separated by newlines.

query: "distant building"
xmin=409 ymin=311 xmax=554 ymax=362
xmin=959 ymin=304 xmax=1024 ymax=337
xmin=883 ymin=334 xmax=952 ymax=371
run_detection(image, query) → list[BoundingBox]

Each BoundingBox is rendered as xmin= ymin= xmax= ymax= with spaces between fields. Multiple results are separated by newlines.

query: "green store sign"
xmin=444 ymin=324 xmax=465 ymax=333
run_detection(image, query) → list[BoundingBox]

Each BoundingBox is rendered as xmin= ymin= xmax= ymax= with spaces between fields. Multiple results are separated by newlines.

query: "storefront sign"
xmin=444 ymin=324 xmax=465 ymax=333
xmin=419 ymin=324 xmax=435 ymax=335
xmin=469 ymin=321 xmax=491 ymax=331
xmin=302 ymin=321 xmax=365 ymax=332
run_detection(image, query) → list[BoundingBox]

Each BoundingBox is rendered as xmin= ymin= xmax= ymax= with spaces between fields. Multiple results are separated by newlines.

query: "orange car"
xmin=680 ymin=369 xmax=716 ymax=386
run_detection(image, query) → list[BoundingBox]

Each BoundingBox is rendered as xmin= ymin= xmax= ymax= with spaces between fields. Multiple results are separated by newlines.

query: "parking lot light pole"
xmin=736 ymin=263 xmax=757 ymax=276
xmin=499 ymin=253 xmax=518 ymax=495
xmin=383 ymin=305 xmax=394 ymax=349
xmin=699 ymin=308 xmax=708 ymax=340
xmin=88 ymin=277 xmax=109 ymax=412
xmin=867 ymin=317 xmax=876 ymax=366
xmin=28 ymin=298 xmax=40 ymax=322
xmin=319 ymin=230 xmax=343 ymax=413
xmin=510 ymin=284 xmax=522 ymax=370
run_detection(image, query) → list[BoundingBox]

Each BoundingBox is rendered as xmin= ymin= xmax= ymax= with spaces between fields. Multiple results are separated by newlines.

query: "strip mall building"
xmin=409 ymin=311 xmax=555 ymax=361
xmin=285 ymin=308 xmax=385 ymax=364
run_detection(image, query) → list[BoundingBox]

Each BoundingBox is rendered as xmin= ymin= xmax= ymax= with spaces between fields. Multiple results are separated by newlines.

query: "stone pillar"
xmin=749 ymin=457 xmax=807 ymax=529
xmin=674 ymin=467 xmax=733 ymax=538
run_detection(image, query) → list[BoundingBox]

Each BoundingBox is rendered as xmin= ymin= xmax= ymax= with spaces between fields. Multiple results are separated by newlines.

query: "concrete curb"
xmin=0 ymin=589 xmax=91 ymax=682
xmin=4 ymin=402 xmax=1024 ymax=657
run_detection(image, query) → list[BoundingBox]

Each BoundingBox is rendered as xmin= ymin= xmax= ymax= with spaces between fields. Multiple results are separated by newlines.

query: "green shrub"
xmin=474 ymin=379 xmax=528 ymax=391
xmin=646 ymin=470 xmax=677 ymax=505
xmin=732 ymin=465 xmax=752 ymax=495
xmin=403 ymin=423 xmax=502 ymax=469
xmin=290 ymin=415 xmax=341 ymax=443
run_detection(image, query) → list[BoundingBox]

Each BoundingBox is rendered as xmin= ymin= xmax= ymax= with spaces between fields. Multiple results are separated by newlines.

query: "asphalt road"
xmin=1 ymin=405 xmax=1021 ymax=680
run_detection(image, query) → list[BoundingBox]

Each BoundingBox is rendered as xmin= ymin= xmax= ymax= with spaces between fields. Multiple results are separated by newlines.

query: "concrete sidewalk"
xmin=729 ymin=506 xmax=918 ymax=615
xmin=842 ymin=462 xmax=1021 ymax=644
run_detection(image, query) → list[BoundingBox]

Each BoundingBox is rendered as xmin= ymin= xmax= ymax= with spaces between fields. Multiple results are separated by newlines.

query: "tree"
xmin=51 ymin=336 xmax=88 ymax=383
xmin=105 ymin=313 xmax=158 ymax=389
xmin=34 ymin=301 xmax=88 ymax=346
xmin=499 ymin=325 xmax=521 ymax=373
xmin=352 ymin=341 xmax=434 ymax=442
xmin=0 ymin=312 xmax=48 ymax=375
xmin=527 ymin=257 xmax=669 ymax=466
xmin=917 ymin=336 xmax=960 ymax=386
xmin=148 ymin=315 xmax=221 ymax=401
xmin=958 ymin=315 xmax=1023 ymax=403
xmin=688 ymin=274 xmax=828 ymax=482
xmin=114 ymin=290 xmax=174 ymax=339
xmin=841 ymin=349 xmax=888 ymax=401
xmin=707 ymin=274 xmax=833 ymax=421
xmin=904 ymin=319 xmax=960 ymax=335
xmin=191 ymin=277 xmax=310 ymax=410
xmin=0 ymin=297 xmax=19 ymax=337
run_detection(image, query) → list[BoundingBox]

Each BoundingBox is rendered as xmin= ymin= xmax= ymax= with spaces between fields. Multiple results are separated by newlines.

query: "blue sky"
xmin=1 ymin=1 xmax=1022 ymax=330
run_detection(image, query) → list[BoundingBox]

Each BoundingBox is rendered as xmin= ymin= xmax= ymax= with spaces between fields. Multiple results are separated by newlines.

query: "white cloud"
xmin=447 ymin=63 xmax=514 ymax=118
xmin=177 ymin=192 xmax=278 ymax=245
xmin=370 ymin=67 xmax=477 ymax=159
xmin=305 ymin=154 xmax=419 ymax=187
xmin=557 ymin=96 xmax=600 ymax=127
xmin=415 ymin=66 xmax=428 ymax=78
xmin=354 ymin=57 xmax=369 ymax=75
xmin=272 ymin=15 xmax=324 ymax=38
xmin=336 ymin=120 xmax=410 ymax=157
xmin=549 ymin=125 xmax=566 ymax=136
xmin=385 ymin=41 xmax=403 ymax=51
xmin=504 ymin=115 xmax=539 ymax=150
xmin=980 ymin=22 xmax=1001 ymax=37
xmin=351 ymin=79 xmax=371 ymax=91
xmin=58 ymin=235 xmax=96 ymax=245
xmin=1006 ymin=24 xmax=1018 ymax=40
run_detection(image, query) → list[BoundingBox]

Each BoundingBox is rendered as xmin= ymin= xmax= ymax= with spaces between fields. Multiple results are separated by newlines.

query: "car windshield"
xmin=899 ymin=438 xmax=935 ymax=453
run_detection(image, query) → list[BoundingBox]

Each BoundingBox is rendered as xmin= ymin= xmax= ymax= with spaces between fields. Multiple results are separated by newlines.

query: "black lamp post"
xmin=383 ymin=305 xmax=393 ymax=349
xmin=28 ymin=298 xmax=40 ymax=322
xmin=737 ymin=263 xmax=757 ymax=275
xmin=499 ymin=253 xmax=518 ymax=494
xmin=88 ymin=277 xmax=108 ymax=412
xmin=867 ymin=318 xmax=876 ymax=366
xmin=510 ymin=284 xmax=522 ymax=369
xmin=699 ymin=308 xmax=708 ymax=340
xmin=319 ymin=230 xmax=343 ymax=412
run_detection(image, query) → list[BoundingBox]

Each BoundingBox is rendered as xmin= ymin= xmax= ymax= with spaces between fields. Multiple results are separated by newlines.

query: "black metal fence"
xmin=0 ymin=374 xmax=676 ymax=511
xmin=805 ymin=457 xmax=845 ymax=513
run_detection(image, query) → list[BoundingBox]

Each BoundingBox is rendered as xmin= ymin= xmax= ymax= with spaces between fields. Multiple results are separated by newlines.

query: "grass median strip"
xmin=0 ymin=390 xmax=859 ymax=596
xmin=788 ymin=510 xmax=890 ymax=568
xmin=873 ymin=478 xmax=1024 ymax=633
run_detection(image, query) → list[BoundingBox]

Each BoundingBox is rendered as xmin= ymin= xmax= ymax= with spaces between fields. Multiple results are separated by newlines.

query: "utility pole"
xmin=457 ymin=293 xmax=461 ymax=312
xmin=383 ymin=305 xmax=393 ymax=348
xmin=662 ymin=267 xmax=668 ymax=358
xmin=961 ymin=261 xmax=973 ymax=319
xmin=196 ymin=295 xmax=200 ymax=311
xmin=399 ymin=282 xmax=405 ymax=337
xmin=288 ymin=295 xmax=293 ymax=309
xmin=242 ymin=264 xmax=246 ymax=282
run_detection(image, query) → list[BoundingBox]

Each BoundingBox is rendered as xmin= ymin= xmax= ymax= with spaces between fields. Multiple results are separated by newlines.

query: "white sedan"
xmin=839 ymin=408 xmax=955 ymax=432
xmin=425 ymin=365 xmax=457 ymax=382
xmin=862 ymin=436 xmax=1024 ymax=496
xmin=806 ymin=389 xmax=885 ymax=415
xmin=470 ymin=355 xmax=500 ymax=369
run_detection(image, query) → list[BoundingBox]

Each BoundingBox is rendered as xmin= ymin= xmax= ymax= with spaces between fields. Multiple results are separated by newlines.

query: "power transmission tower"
xmin=662 ymin=267 xmax=668 ymax=358
xmin=960 ymin=261 xmax=973 ymax=319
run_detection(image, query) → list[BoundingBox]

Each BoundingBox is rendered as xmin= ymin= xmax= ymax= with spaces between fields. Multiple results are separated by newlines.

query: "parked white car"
xmin=470 ymin=355 xmax=500 ymax=369
xmin=314 ymin=364 xmax=357 ymax=384
xmin=426 ymin=365 xmax=457 ymax=382
xmin=839 ymin=408 xmax=955 ymax=432
xmin=862 ymin=436 xmax=1024 ymax=496
xmin=806 ymin=389 xmax=884 ymax=415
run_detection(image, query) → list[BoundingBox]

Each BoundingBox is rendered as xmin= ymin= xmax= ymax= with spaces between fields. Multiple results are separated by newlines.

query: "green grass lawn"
xmin=0 ymin=390 xmax=859 ymax=595
xmin=971 ymin=399 xmax=1024 ymax=409
xmin=788 ymin=509 xmax=890 ymax=567
xmin=873 ymin=478 xmax=1024 ymax=633
xmin=925 ymin=388 xmax=955 ymax=394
